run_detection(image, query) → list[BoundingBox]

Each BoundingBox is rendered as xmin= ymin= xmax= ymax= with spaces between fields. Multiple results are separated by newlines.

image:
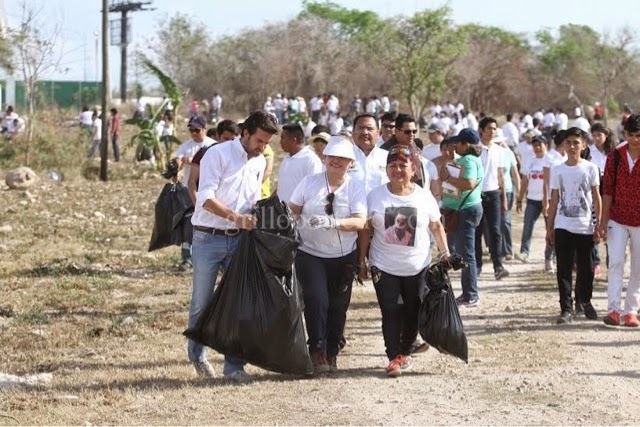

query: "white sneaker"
xmin=544 ymin=260 xmax=555 ymax=274
xmin=193 ymin=361 xmax=215 ymax=379
xmin=223 ymin=370 xmax=252 ymax=384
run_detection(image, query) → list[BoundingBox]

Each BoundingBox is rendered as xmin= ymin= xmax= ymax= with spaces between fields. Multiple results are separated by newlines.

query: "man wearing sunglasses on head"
xmin=172 ymin=116 xmax=217 ymax=271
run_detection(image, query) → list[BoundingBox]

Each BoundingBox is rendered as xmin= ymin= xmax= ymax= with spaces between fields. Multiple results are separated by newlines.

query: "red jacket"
xmin=602 ymin=144 xmax=640 ymax=226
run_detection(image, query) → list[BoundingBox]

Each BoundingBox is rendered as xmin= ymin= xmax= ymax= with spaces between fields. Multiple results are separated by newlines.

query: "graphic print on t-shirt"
xmin=383 ymin=206 xmax=417 ymax=247
xmin=557 ymin=173 xmax=589 ymax=218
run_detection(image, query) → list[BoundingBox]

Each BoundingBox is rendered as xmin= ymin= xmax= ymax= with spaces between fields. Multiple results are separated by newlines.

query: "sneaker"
xmin=327 ymin=355 xmax=337 ymax=373
xmin=544 ymin=260 xmax=555 ymax=274
xmin=514 ymin=253 xmax=528 ymax=263
xmin=495 ymin=268 xmax=509 ymax=280
xmin=504 ymin=253 xmax=513 ymax=261
xmin=409 ymin=337 xmax=429 ymax=355
xmin=594 ymin=265 xmax=602 ymax=278
xmin=457 ymin=296 xmax=479 ymax=308
xmin=556 ymin=311 xmax=572 ymax=324
xmin=179 ymin=260 xmax=193 ymax=272
xmin=574 ymin=300 xmax=584 ymax=314
xmin=386 ymin=354 xmax=411 ymax=378
xmin=603 ymin=311 xmax=621 ymax=326
xmin=583 ymin=302 xmax=598 ymax=320
xmin=311 ymin=351 xmax=330 ymax=375
xmin=223 ymin=370 xmax=252 ymax=384
xmin=192 ymin=360 xmax=215 ymax=379
xmin=624 ymin=313 xmax=640 ymax=327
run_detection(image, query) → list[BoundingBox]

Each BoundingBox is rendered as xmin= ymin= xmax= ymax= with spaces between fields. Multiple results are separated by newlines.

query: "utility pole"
xmin=100 ymin=0 xmax=110 ymax=181
xmin=108 ymin=1 xmax=153 ymax=103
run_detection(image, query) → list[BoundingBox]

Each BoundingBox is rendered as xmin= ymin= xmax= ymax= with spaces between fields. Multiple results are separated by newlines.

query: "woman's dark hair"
xmin=461 ymin=144 xmax=482 ymax=157
xmin=414 ymin=138 xmax=424 ymax=150
xmin=590 ymin=122 xmax=615 ymax=155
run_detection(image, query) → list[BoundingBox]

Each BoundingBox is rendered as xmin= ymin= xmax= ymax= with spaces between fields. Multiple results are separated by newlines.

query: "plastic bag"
xmin=184 ymin=195 xmax=313 ymax=375
xmin=148 ymin=182 xmax=193 ymax=251
xmin=418 ymin=257 xmax=468 ymax=363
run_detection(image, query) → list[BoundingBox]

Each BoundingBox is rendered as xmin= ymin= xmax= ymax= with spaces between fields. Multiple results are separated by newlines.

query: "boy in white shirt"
xmin=546 ymin=127 xmax=601 ymax=324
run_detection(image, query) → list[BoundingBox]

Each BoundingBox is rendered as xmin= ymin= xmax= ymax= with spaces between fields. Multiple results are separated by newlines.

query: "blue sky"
xmin=2 ymin=0 xmax=635 ymax=86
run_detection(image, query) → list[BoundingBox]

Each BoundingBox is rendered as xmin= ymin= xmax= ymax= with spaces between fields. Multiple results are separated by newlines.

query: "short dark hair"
xmin=243 ymin=110 xmax=278 ymax=136
xmin=624 ymin=113 xmax=640 ymax=133
xmin=110 ymin=108 xmax=118 ymax=115
xmin=564 ymin=127 xmax=585 ymax=140
xmin=353 ymin=113 xmax=379 ymax=130
xmin=478 ymin=116 xmax=497 ymax=130
xmin=311 ymin=124 xmax=330 ymax=135
xmin=506 ymin=113 xmax=513 ymax=122
xmin=282 ymin=123 xmax=305 ymax=142
xmin=206 ymin=128 xmax=217 ymax=139
xmin=381 ymin=112 xmax=397 ymax=122
xmin=531 ymin=135 xmax=548 ymax=146
xmin=217 ymin=119 xmax=240 ymax=136
xmin=395 ymin=114 xmax=415 ymax=129
xmin=553 ymin=130 xmax=567 ymax=146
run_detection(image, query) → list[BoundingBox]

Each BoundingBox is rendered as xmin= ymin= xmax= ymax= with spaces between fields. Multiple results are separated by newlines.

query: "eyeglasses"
xmin=402 ymin=129 xmax=418 ymax=135
xmin=325 ymin=192 xmax=335 ymax=216
xmin=388 ymin=146 xmax=412 ymax=156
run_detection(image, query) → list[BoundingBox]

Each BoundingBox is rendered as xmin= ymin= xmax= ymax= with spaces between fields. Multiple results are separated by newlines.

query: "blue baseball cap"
xmin=452 ymin=128 xmax=480 ymax=144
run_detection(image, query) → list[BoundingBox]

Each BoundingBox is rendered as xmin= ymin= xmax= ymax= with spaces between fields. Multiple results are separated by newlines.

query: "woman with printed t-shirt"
xmin=361 ymin=145 xmax=451 ymax=377
xmin=289 ymin=136 xmax=367 ymax=375
xmin=439 ymin=128 xmax=484 ymax=307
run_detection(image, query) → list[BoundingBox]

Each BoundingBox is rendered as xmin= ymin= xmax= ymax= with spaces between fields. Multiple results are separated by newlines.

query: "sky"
xmin=1 ymin=0 xmax=635 ymax=89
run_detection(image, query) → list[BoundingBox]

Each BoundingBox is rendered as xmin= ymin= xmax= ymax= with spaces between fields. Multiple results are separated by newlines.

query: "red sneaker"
xmin=386 ymin=354 xmax=412 ymax=377
xmin=311 ymin=351 xmax=330 ymax=375
xmin=603 ymin=312 xmax=621 ymax=326
xmin=624 ymin=313 xmax=640 ymax=327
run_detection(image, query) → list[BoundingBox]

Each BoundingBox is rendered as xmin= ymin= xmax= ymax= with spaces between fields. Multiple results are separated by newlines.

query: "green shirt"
xmin=442 ymin=154 xmax=483 ymax=210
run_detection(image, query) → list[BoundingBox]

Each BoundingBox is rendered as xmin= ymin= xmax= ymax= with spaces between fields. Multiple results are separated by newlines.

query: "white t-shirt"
xmin=543 ymin=112 xmax=555 ymax=128
xmin=290 ymin=173 xmax=367 ymax=258
xmin=422 ymin=143 xmax=441 ymax=161
xmin=175 ymin=136 xmax=216 ymax=186
xmin=550 ymin=161 xmax=600 ymax=234
xmin=516 ymin=142 xmax=535 ymax=169
xmin=574 ymin=117 xmax=590 ymax=133
xmin=545 ymin=149 xmax=567 ymax=168
xmin=556 ymin=113 xmax=569 ymax=131
xmin=501 ymin=122 xmax=519 ymax=147
xmin=277 ymin=146 xmax=323 ymax=204
xmin=522 ymin=156 xmax=547 ymax=201
xmin=367 ymin=184 xmax=441 ymax=276
xmin=480 ymin=143 xmax=503 ymax=192
xmin=589 ymin=145 xmax=607 ymax=173
xmin=92 ymin=118 xmax=102 ymax=141
xmin=79 ymin=111 xmax=93 ymax=127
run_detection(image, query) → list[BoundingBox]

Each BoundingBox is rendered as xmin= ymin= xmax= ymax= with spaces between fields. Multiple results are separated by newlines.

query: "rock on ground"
xmin=5 ymin=167 xmax=38 ymax=190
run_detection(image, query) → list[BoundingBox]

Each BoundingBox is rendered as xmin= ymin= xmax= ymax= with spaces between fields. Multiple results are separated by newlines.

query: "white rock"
xmin=0 ymin=372 xmax=53 ymax=389
xmin=0 ymin=225 xmax=12 ymax=234
xmin=115 ymin=206 xmax=128 ymax=216
xmin=5 ymin=167 xmax=38 ymax=190
xmin=122 ymin=316 xmax=134 ymax=326
xmin=94 ymin=212 xmax=106 ymax=220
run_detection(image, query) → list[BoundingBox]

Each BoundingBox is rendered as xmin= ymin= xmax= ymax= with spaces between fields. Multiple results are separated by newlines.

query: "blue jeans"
xmin=520 ymin=199 xmax=554 ymax=260
xmin=475 ymin=190 xmax=505 ymax=273
xmin=448 ymin=203 xmax=483 ymax=301
xmin=500 ymin=192 xmax=514 ymax=257
xmin=188 ymin=230 xmax=245 ymax=375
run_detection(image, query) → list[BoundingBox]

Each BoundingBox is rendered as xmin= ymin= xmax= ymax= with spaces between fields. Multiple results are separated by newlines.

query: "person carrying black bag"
xmin=358 ymin=145 xmax=451 ymax=377
xmin=288 ymin=136 xmax=367 ymax=375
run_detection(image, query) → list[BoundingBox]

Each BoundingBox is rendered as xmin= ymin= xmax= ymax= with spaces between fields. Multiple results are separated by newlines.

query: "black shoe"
xmin=178 ymin=260 xmax=193 ymax=272
xmin=583 ymin=302 xmax=598 ymax=320
xmin=495 ymin=268 xmax=509 ymax=280
xmin=557 ymin=311 xmax=572 ymax=324
xmin=574 ymin=301 xmax=584 ymax=314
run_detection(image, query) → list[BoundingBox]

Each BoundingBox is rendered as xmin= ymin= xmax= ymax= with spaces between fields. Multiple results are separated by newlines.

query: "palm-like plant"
xmin=126 ymin=60 xmax=181 ymax=169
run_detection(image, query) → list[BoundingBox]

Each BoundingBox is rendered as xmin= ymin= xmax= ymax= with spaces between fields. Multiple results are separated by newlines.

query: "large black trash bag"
xmin=184 ymin=195 xmax=313 ymax=375
xmin=418 ymin=255 xmax=469 ymax=363
xmin=148 ymin=182 xmax=193 ymax=251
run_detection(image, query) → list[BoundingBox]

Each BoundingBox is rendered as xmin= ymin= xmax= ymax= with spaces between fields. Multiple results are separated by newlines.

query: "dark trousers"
xmin=500 ymin=192 xmax=514 ymax=257
xmin=295 ymin=250 xmax=356 ymax=357
xmin=554 ymin=229 xmax=594 ymax=313
xmin=112 ymin=135 xmax=120 ymax=162
xmin=373 ymin=267 xmax=426 ymax=361
xmin=475 ymin=190 xmax=504 ymax=272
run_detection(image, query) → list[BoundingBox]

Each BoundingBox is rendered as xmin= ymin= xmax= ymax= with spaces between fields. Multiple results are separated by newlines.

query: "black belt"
xmin=193 ymin=226 xmax=240 ymax=236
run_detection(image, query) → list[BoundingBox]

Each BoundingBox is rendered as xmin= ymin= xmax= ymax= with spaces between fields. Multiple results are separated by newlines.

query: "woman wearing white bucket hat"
xmin=289 ymin=136 xmax=367 ymax=375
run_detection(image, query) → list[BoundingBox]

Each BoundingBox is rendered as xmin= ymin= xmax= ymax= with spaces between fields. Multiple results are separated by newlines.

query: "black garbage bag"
xmin=184 ymin=195 xmax=313 ymax=375
xmin=148 ymin=182 xmax=193 ymax=251
xmin=172 ymin=205 xmax=194 ymax=246
xmin=418 ymin=255 xmax=469 ymax=363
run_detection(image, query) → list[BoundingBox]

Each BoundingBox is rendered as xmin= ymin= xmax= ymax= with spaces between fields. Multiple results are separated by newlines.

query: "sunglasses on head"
xmin=402 ymin=129 xmax=418 ymax=135
xmin=325 ymin=192 xmax=335 ymax=216
xmin=388 ymin=146 xmax=412 ymax=156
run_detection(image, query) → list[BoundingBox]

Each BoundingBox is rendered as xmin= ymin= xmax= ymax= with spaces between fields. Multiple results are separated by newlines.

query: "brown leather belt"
xmin=193 ymin=226 xmax=241 ymax=236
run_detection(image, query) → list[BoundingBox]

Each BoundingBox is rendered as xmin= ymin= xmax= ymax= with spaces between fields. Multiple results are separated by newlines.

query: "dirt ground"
xmin=1 ymin=169 xmax=639 ymax=426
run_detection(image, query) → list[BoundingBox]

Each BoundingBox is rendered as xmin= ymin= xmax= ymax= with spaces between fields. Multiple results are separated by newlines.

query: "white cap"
xmin=323 ymin=136 xmax=356 ymax=160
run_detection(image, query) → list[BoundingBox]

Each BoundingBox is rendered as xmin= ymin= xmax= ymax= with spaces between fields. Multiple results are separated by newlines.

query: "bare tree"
xmin=8 ymin=0 xmax=63 ymax=166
